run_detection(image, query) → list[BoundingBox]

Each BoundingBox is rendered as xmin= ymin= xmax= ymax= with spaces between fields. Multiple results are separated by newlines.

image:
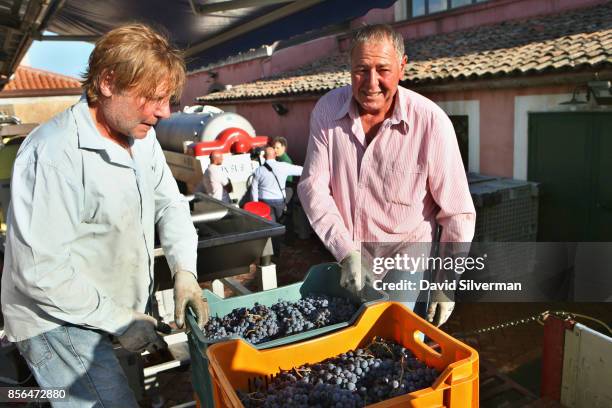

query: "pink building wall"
xmin=181 ymin=35 xmax=339 ymax=107
xmin=392 ymin=0 xmax=606 ymax=41
xmin=477 ymin=89 xmax=516 ymax=177
xmin=181 ymin=58 xmax=267 ymax=108
xmin=339 ymin=0 xmax=607 ymax=50
xmin=185 ymin=0 xmax=605 ymax=100
xmin=231 ymin=99 xmax=318 ymax=165
xmin=428 ymin=83 xmax=571 ymax=178
xmin=228 ymin=82 xmax=573 ymax=179
xmin=184 ymin=0 xmax=604 ymax=175
xmin=350 ymin=5 xmax=395 ymax=28
xmin=265 ymin=36 xmax=339 ymax=76
xmin=184 ymin=0 xmax=605 ymax=106
xmin=430 ymin=87 xmax=517 ymax=177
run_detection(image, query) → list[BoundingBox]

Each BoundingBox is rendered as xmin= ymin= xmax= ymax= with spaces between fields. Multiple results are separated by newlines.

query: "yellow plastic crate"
xmin=207 ymin=302 xmax=479 ymax=407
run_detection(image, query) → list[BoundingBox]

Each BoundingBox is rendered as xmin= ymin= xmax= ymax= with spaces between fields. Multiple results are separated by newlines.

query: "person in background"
xmin=252 ymin=146 xmax=303 ymax=255
xmin=0 ymin=23 xmax=208 ymax=407
xmin=272 ymin=136 xmax=293 ymax=165
xmin=252 ymin=146 xmax=303 ymax=222
xmin=298 ymin=24 xmax=475 ymax=327
xmin=201 ymin=150 xmax=232 ymax=203
xmin=272 ymin=136 xmax=295 ymax=202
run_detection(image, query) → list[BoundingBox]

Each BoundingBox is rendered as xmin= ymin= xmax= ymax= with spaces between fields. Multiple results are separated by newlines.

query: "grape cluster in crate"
xmin=203 ymin=295 xmax=358 ymax=344
xmin=238 ymin=337 xmax=440 ymax=408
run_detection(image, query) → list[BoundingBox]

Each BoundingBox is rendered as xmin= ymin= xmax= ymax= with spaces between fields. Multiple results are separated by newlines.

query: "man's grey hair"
xmin=349 ymin=24 xmax=405 ymax=64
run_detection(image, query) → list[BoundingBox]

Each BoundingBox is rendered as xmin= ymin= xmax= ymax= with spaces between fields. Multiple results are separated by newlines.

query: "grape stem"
xmin=246 ymin=392 xmax=265 ymax=401
xmin=293 ymin=367 xmax=303 ymax=378
xmin=366 ymin=336 xmax=395 ymax=359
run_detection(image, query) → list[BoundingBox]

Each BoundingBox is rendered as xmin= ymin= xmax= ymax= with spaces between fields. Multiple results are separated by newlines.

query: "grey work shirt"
xmin=1 ymin=96 xmax=197 ymax=342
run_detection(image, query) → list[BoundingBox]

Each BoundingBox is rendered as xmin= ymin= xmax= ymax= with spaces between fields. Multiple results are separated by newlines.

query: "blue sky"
xmin=23 ymin=34 xmax=93 ymax=79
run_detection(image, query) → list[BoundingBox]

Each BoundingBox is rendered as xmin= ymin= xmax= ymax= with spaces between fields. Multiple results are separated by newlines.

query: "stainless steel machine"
xmin=153 ymin=192 xmax=284 ymax=294
xmin=156 ymin=105 xmax=270 ymax=199
xmin=153 ymin=104 xmax=286 ymax=297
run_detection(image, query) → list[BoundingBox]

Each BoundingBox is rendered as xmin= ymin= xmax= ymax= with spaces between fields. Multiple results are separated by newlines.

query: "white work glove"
xmin=426 ymin=290 xmax=455 ymax=327
xmin=174 ymin=270 xmax=209 ymax=329
xmin=340 ymin=250 xmax=372 ymax=295
xmin=117 ymin=311 xmax=167 ymax=353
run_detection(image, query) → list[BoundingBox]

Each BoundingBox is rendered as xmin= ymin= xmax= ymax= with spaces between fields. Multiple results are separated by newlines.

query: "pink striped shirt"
xmin=297 ymin=85 xmax=476 ymax=262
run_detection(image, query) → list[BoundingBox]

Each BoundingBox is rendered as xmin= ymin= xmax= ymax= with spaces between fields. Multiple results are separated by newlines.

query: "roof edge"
xmin=409 ymin=68 xmax=612 ymax=93
xmin=0 ymin=88 xmax=83 ymax=98
xmin=17 ymin=65 xmax=82 ymax=83
xmin=196 ymin=93 xmax=322 ymax=104
xmin=199 ymin=69 xmax=612 ymax=103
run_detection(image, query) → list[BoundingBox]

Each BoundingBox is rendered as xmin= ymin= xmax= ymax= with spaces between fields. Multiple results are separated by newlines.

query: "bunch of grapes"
xmin=204 ymin=303 xmax=280 ymax=344
xmin=238 ymin=337 xmax=441 ymax=407
xmin=203 ymin=295 xmax=358 ymax=345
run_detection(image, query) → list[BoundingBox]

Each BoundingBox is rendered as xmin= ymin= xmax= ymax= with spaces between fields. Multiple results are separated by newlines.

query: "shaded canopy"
xmin=0 ymin=0 xmax=394 ymax=88
xmin=48 ymin=0 xmax=396 ymax=71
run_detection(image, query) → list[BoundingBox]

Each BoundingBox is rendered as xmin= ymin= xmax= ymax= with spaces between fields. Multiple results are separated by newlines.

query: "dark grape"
xmin=238 ymin=337 xmax=439 ymax=407
xmin=203 ymin=295 xmax=358 ymax=345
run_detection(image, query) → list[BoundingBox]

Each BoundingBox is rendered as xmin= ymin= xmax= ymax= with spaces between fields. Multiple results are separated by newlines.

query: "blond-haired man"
xmin=1 ymin=24 xmax=207 ymax=406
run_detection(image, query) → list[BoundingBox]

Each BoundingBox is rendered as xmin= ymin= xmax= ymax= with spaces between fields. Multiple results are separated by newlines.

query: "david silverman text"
xmin=373 ymin=279 xmax=522 ymax=292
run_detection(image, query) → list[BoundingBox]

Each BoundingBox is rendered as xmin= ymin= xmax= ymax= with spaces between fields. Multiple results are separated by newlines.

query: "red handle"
xmin=191 ymin=128 xmax=269 ymax=156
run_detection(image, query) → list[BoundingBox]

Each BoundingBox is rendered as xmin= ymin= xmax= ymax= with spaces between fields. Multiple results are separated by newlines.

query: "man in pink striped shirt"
xmin=298 ymin=24 xmax=475 ymax=327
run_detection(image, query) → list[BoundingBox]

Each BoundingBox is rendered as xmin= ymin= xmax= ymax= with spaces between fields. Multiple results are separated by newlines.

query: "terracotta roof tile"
xmin=1 ymin=66 xmax=82 ymax=95
xmin=199 ymin=3 xmax=612 ymax=102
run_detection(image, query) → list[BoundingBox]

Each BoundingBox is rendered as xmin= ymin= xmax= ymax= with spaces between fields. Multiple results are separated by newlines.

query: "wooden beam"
xmin=0 ymin=13 xmax=21 ymax=28
xmin=190 ymin=0 xmax=295 ymax=14
xmin=36 ymin=34 xmax=99 ymax=42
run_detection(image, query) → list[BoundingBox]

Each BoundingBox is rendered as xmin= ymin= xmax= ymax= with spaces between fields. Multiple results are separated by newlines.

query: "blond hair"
xmin=82 ymin=23 xmax=185 ymax=103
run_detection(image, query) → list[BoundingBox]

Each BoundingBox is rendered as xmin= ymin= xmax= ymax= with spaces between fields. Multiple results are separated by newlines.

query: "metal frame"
xmin=34 ymin=34 xmax=99 ymax=41
xmin=185 ymin=0 xmax=324 ymax=57
xmin=188 ymin=0 xmax=295 ymax=14
xmin=561 ymin=322 xmax=612 ymax=406
xmin=0 ymin=0 xmax=63 ymax=83
xmin=0 ymin=0 xmax=61 ymax=87
xmin=4 ymin=0 xmax=324 ymax=82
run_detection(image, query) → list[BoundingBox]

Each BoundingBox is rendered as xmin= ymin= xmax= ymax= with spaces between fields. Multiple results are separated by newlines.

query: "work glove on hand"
xmin=174 ymin=270 xmax=209 ymax=329
xmin=340 ymin=250 xmax=372 ymax=296
xmin=426 ymin=290 xmax=455 ymax=327
xmin=117 ymin=311 xmax=167 ymax=354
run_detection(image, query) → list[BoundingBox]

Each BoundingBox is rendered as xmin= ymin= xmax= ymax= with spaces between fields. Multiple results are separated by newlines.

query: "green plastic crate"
xmin=186 ymin=262 xmax=388 ymax=407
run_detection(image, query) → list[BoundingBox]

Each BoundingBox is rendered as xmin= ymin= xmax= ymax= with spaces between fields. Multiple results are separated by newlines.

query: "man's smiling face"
xmin=350 ymin=38 xmax=406 ymax=116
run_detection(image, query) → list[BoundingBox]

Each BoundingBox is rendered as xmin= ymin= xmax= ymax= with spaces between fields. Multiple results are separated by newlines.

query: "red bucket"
xmin=243 ymin=201 xmax=272 ymax=220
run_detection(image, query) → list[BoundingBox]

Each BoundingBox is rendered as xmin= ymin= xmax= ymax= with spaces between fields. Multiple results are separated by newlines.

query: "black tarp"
xmin=47 ymin=0 xmax=396 ymax=70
